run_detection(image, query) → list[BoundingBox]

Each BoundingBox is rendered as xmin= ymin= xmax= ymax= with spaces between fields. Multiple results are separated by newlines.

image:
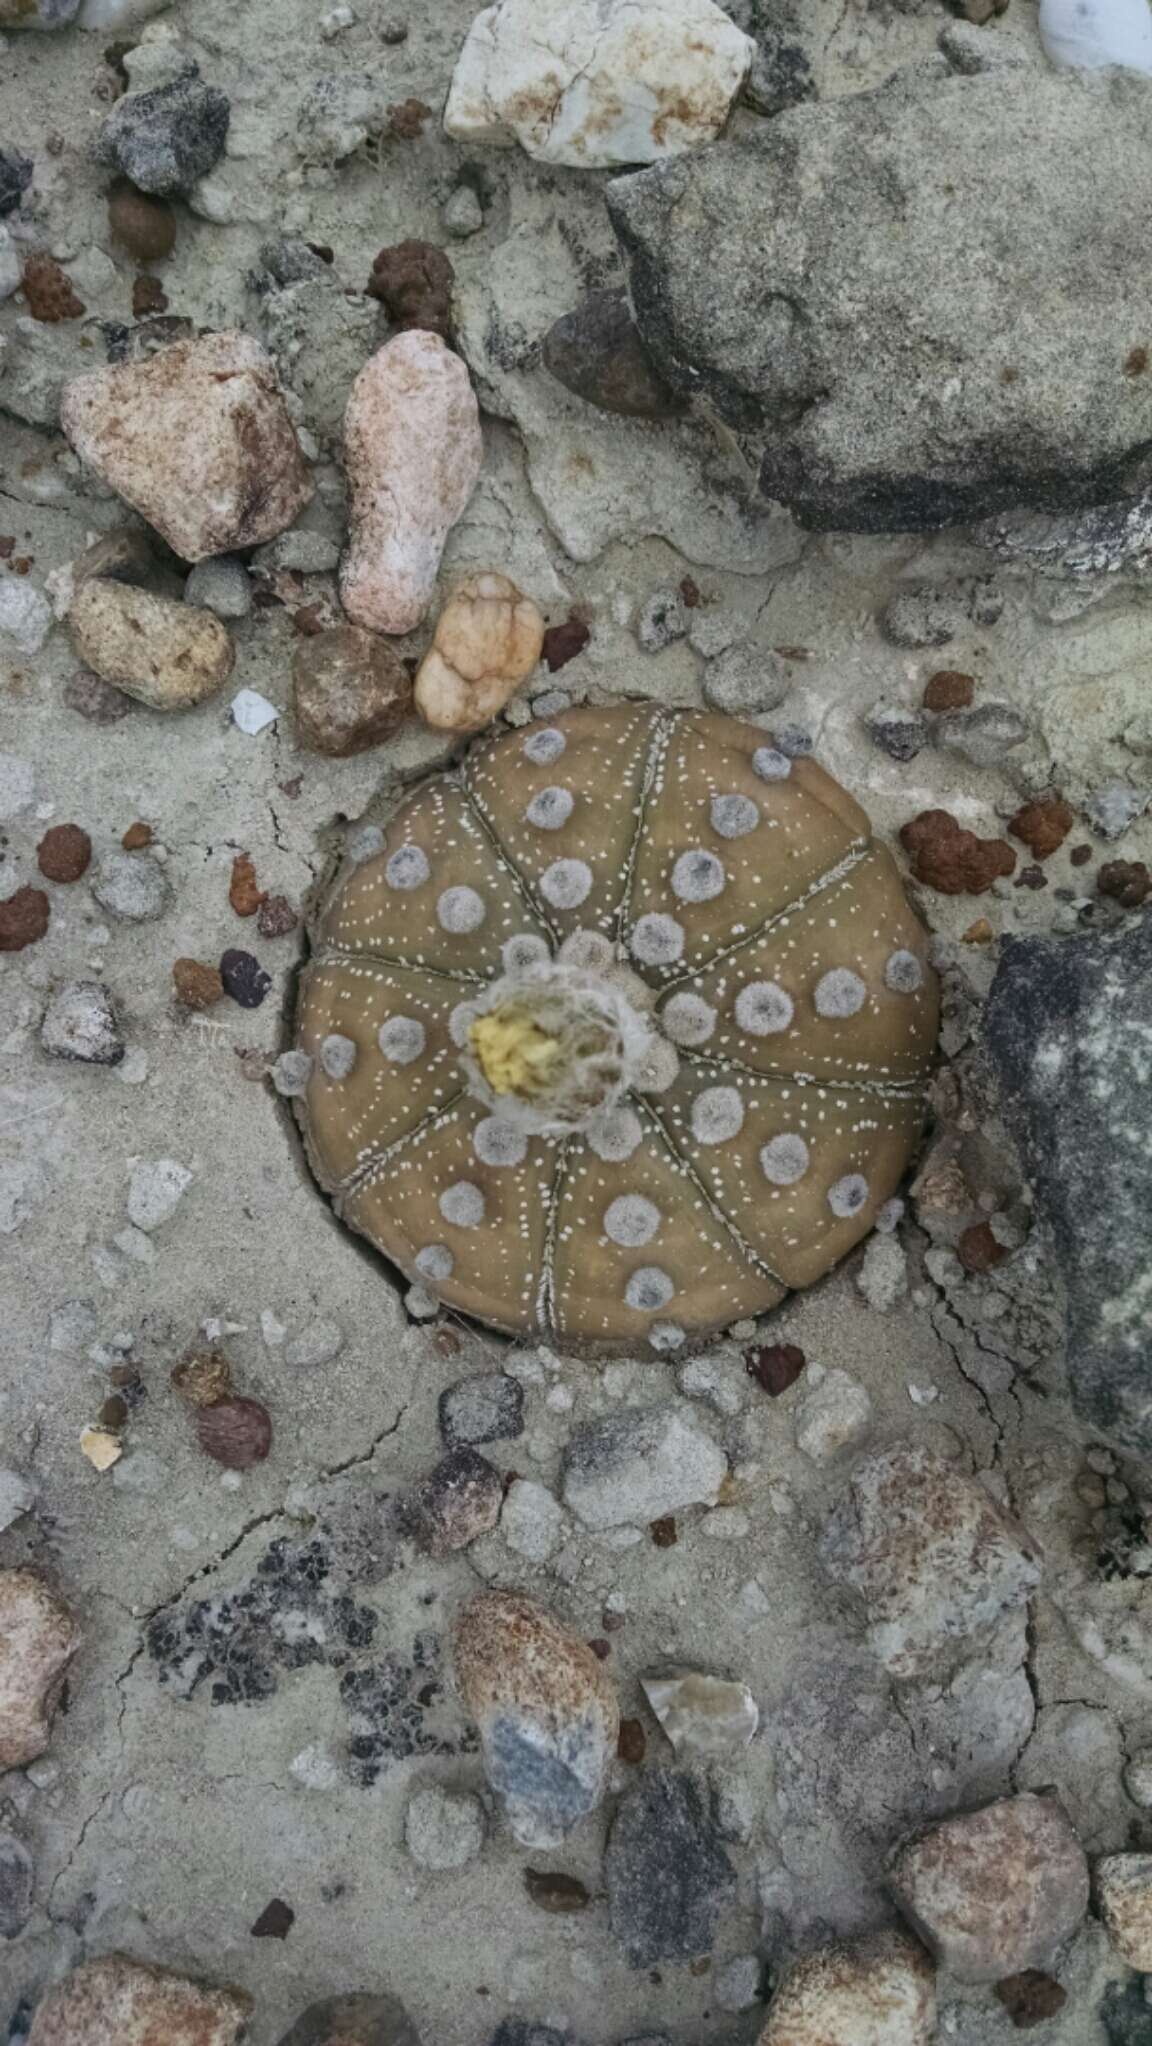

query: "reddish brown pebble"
xmin=36 ymin=823 xmax=91 ymax=883
xmin=98 ymin=1395 xmax=129 ymax=1429
xmin=923 ymin=669 xmax=975 ymax=712
xmin=958 ymin=1221 xmax=1009 ymax=1274
xmin=22 ymin=253 xmax=85 ymax=322
xmin=1125 ymin=345 xmax=1149 ymax=379
xmin=0 ymin=886 xmax=49 ymax=953
xmin=900 ymin=809 xmax=1016 ymax=894
xmin=228 ymin=852 xmax=264 ymax=918
xmin=256 ymin=892 xmax=298 ymax=939
xmin=171 ymin=1348 xmax=233 ymax=1408
xmin=121 ymin=820 xmax=153 ymax=850
xmin=387 ymin=97 xmax=434 ymax=139
xmin=250 ymin=1897 xmax=294 ymax=1940
xmin=618 ymin=1717 xmax=646 ymax=1764
xmin=524 ymin=1869 xmax=591 ymax=1914
xmin=994 ymin=1971 xmax=1067 ymax=2029
xmin=64 ymin=669 xmax=133 ymax=723
xmin=679 ymin=576 xmax=702 ymax=608
xmin=541 ymin=614 xmax=591 ymax=672
xmin=1098 ymin=860 xmax=1151 ymax=908
xmin=602 ymin=1608 xmax=625 ymax=1633
xmin=367 ymin=238 xmax=454 ymax=337
xmin=1008 ymin=795 xmax=1075 ymax=860
xmin=588 ymin=1637 xmax=611 ymax=1661
xmin=172 ymin=957 xmax=225 ymax=1010
xmin=107 ymin=178 xmax=177 ymax=262
xmin=0 ymin=538 xmax=13 ymax=558
xmin=196 ymin=1395 xmax=272 ymax=1470
xmin=132 ymin=274 xmax=169 ymax=318
xmin=745 ymin=1341 xmax=806 ymax=1396
xmin=1070 ymin=844 xmax=1092 ymax=867
xmin=650 ymin=1516 xmax=678 ymax=1549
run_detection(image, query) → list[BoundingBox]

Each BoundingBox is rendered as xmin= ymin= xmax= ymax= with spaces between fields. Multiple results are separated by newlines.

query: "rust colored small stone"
xmin=1125 ymin=346 xmax=1149 ymax=379
xmin=994 ymin=1971 xmax=1067 ymax=2029
xmin=524 ymin=1868 xmax=591 ymax=1914
xmin=679 ymin=576 xmax=702 ymax=608
xmin=107 ymin=178 xmax=177 ymax=262
xmin=745 ymin=1341 xmax=806 ymax=1396
xmin=618 ymin=1717 xmax=646 ymax=1764
xmin=256 ymin=892 xmax=298 ymax=939
xmin=1098 ymin=860 xmax=1151 ymax=908
xmin=196 ymin=1395 xmax=272 ymax=1469
xmin=587 ymin=1637 xmax=611 ymax=1661
xmin=602 ymin=1608 xmax=625 ymax=1632
xmin=962 ymin=917 xmax=994 ymax=944
xmin=387 ymin=97 xmax=434 ymax=139
xmin=0 ymin=538 xmax=13 ymax=558
xmin=923 ymin=669 xmax=975 ymax=712
xmin=228 ymin=852 xmax=264 ymax=918
xmin=36 ymin=823 xmax=91 ymax=883
xmin=958 ymin=1221 xmax=1008 ymax=1274
xmin=98 ymin=1394 xmax=129 ymax=1429
xmin=900 ymin=808 xmax=1016 ymax=895
xmin=172 ymin=957 xmax=225 ymax=1010
xmin=541 ymin=614 xmax=591 ymax=672
xmin=367 ymin=238 xmax=454 ymax=338
xmin=650 ymin=1516 xmax=678 ymax=1548
xmin=0 ymin=886 xmax=49 ymax=953
xmin=22 ymin=253 xmax=85 ymax=322
xmin=1069 ymin=844 xmax=1092 ymax=867
xmin=171 ymin=1347 xmax=233 ymax=1408
xmin=122 ymin=820 xmax=153 ymax=850
xmin=132 ymin=274 xmax=169 ymax=318
xmin=1008 ymin=795 xmax=1075 ymax=861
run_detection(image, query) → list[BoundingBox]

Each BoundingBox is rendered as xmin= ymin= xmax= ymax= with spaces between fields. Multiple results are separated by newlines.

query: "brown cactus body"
xmin=295 ymin=707 xmax=938 ymax=1355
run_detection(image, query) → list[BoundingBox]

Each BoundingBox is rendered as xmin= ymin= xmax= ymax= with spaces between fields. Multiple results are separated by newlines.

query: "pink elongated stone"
xmin=340 ymin=330 xmax=483 ymax=636
xmin=60 ymin=332 xmax=313 ymax=563
xmin=0 ymin=1568 xmax=79 ymax=1769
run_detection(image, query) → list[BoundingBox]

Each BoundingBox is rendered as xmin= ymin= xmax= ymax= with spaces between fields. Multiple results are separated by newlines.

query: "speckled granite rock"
xmin=889 ymin=1793 xmax=1089 ymax=1982
xmin=27 ymin=1955 xmax=250 ymax=2045
xmin=760 ymin=1928 xmax=936 ymax=2045
xmin=0 ymin=1569 xmax=79 ymax=1768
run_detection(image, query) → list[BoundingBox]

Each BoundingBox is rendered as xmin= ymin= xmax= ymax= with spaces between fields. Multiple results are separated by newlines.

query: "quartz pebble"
xmin=95 ymin=71 xmax=231 ymax=196
xmin=26 ymin=1955 xmax=250 ymax=2046
xmin=340 ymin=330 xmax=483 ymax=635
xmin=1095 ymin=1854 xmax=1152 ymax=1969
xmin=40 ymin=981 xmax=124 ymax=1066
xmin=439 ymin=1372 xmax=524 ymax=1447
xmin=404 ymin=1784 xmax=485 ymax=1869
xmin=62 ymin=332 xmax=312 ymax=562
xmin=127 ymin=1156 xmax=193 ymax=1231
xmin=0 ymin=575 xmax=54 ymax=654
xmin=443 ymin=184 xmax=484 ymax=238
xmin=294 ymin=625 xmax=412 ymax=755
xmin=415 ymin=572 xmax=544 ymax=733
xmin=714 ymin=1955 xmax=763 ymax=2013
xmin=792 ymin=1368 xmax=872 ymax=1462
xmin=231 ymin=689 xmax=278 ymax=735
xmin=0 ymin=1569 xmax=79 ymax=1768
xmin=453 ymin=1589 xmax=618 ymax=1848
xmin=820 ymin=1443 xmax=1041 ymax=1677
xmin=69 ymin=581 xmax=234 ymax=711
xmin=639 ymin=1668 xmax=759 ymax=1757
xmin=444 ymin=0 xmax=752 ymax=168
xmin=889 ymin=1794 xmax=1089 ymax=1982
xmin=275 ymin=1996 xmax=421 ymax=2046
xmin=501 ymin=1477 xmax=565 ymax=1562
xmin=605 ymin=1769 xmax=735 ymax=1966
xmin=561 ymin=1404 xmax=727 ymax=1529
xmin=90 ymin=853 xmax=172 ymax=922
xmin=760 ymin=1929 xmax=936 ymax=2046
xmin=403 ymin=1448 xmax=503 ymax=1555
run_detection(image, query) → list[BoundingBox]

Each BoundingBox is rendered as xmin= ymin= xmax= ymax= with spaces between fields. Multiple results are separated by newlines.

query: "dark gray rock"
xmin=0 ymin=149 xmax=32 ymax=217
xmin=401 ymin=1447 xmax=503 ymax=1555
xmin=96 ymin=71 xmax=231 ymax=197
xmin=741 ymin=0 xmax=816 ymax=117
xmin=984 ymin=918 xmax=1152 ymax=1450
xmin=604 ymin=1770 xmax=735 ymax=1967
xmin=936 ymin=702 xmax=1031 ymax=769
xmin=0 ymin=1831 xmax=33 ymax=1940
xmin=542 ymin=289 xmax=686 ymax=422
xmin=489 ymin=2026 xmax=569 ymax=2046
xmin=438 ymin=1372 xmax=524 ymax=1448
xmin=277 ymin=1992 xmax=421 ymax=2045
xmin=259 ymin=237 xmax=331 ymax=288
xmin=608 ymin=68 xmax=1152 ymax=532
xmin=865 ymin=702 xmax=927 ymax=763
xmin=1102 ymin=1980 xmax=1152 ymax=2046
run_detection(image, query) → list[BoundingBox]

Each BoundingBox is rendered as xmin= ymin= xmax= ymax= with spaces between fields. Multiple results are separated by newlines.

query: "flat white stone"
xmin=640 ymin=1667 xmax=759 ymax=1757
xmin=231 ymin=688 xmax=279 ymax=734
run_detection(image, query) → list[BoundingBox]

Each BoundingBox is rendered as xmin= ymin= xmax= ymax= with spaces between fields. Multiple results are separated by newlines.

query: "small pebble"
xmin=40 ymin=980 xmax=124 ymax=1066
xmin=36 ymin=822 xmax=91 ymax=882
xmin=96 ymin=70 xmax=231 ymax=197
xmin=294 ymin=625 xmax=413 ymax=755
xmin=367 ymin=239 xmax=455 ymax=340
xmin=865 ymin=701 xmax=927 ymax=763
xmin=251 ymin=1897 xmax=294 ymax=1940
xmin=0 ymin=887 xmax=49 ymax=952
xmin=0 ymin=148 xmax=33 ymax=218
xmin=91 ymin=852 xmax=172 ymax=922
xmin=1087 ymin=782 xmax=1148 ymax=840
xmin=127 ymin=1156 xmax=193 ymax=1231
xmin=257 ymin=894 xmax=298 ymax=939
xmin=744 ymin=1343 xmax=805 ymax=1396
xmin=21 ymin=253 xmax=85 ymax=323
xmin=27 ymin=1957 xmax=250 ymax=2045
xmin=196 ymin=1396 xmax=273 ymax=1470
xmin=524 ymin=1868 xmax=590 ymax=1914
xmin=172 ymin=958 xmax=225 ymax=1009
xmin=714 ymin=1955 xmax=763 ymax=2013
xmin=923 ymin=669 xmax=975 ymax=712
xmin=403 ymin=1448 xmax=503 ymax=1555
xmin=0 ymin=577 xmax=53 ymax=655
xmin=442 ymin=184 xmax=484 ymax=238
xmin=439 ymin=1371 xmax=525 ymax=1447
xmin=231 ymin=688 xmax=279 ymax=735
xmin=404 ymin=1785 xmax=485 ymax=1870
xmin=186 ymin=557 xmax=252 ymax=620
xmin=107 ymin=179 xmax=176 ymax=262
xmin=0 ymin=1831 xmax=34 ymax=1940
xmin=219 ymin=948 xmax=272 ymax=1008
xmin=64 ymin=668 xmax=133 ymax=723
xmin=70 ymin=581 xmax=234 ymax=712
xmin=415 ymin=572 xmax=544 ymax=734
xmin=272 ymin=1049 xmax=313 ymax=1096
xmin=636 ymin=586 xmax=686 ymax=652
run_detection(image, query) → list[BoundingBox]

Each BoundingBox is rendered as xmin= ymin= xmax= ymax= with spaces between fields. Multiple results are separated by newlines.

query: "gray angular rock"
xmin=277 ymin=1993 xmax=422 ymax=2046
xmin=1086 ymin=782 xmax=1149 ymax=839
xmin=936 ymin=702 xmax=1031 ymax=769
xmin=865 ymin=702 xmax=928 ymax=763
xmin=439 ymin=1372 xmax=524 ymax=1447
xmin=184 ymin=557 xmax=252 ymax=620
xmin=40 ymin=981 xmax=124 ymax=1066
xmin=561 ymin=1404 xmax=727 ymax=1529
xmin=0 ymin=1470 xmax=36 ymax=1532
xmin=984 ymin=918 xmax=1152 ymax=1450
xmin=404 ymin=1784 xmax=485 ymax=1870
xmin=608 ymin=67 xmax=1152 ymax=530
xmin=90 ymin=853 xmax=172 ymax=923
xmin=96 ymin=72 xmax=231 ymax=197
xmin=938 ymin=20 xmax=1030 ymax=72
xmin=889 ymin=1792 xmax=1089 ymax=1982
xmin=605 ymin=1770 xmax=735 ymax=1967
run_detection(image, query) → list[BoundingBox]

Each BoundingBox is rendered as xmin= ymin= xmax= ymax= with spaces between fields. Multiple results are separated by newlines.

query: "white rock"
xmin=404 ymin=1784 xmax=485 ymax=1869
xmin=444 ymin=0 xmax=753 ymax=169
xmin=0 ymin=226 xmax=21 ymax=303
xmin=500 ymin=1477 xmax=565 ymax=1562
xmin=677 ymin=1352 xmax=747 ymax=1417
xmin=715 ymin=1954 xmax=763 ymax=2013
xmin=230 ymin=688 xmax=278 ymax=735
xmin=126 ymin=1157 xmax=193 ymax=1232
xmin=443 ymin=184 xmax=484 ymax=238
xmin=1040 ymin=0 xmax=1152 ymax=73
xmin=1125 ymin=1747 xmax=1152 ymax=1806
xmin=793 ymin=1369 xmax=873 ymax=1463
xmin=640 ymin=1668 xmax=759 ymax=1757
xmin=289 ymin=1742 xmax=344 ymax=1790
xmin=284 ymin=1317 xmax=344 ymax=1369
xmin=0 ymin=579 xmax=53 ymax=655
xmin=77 ymin=0 xmax=173 ymax=26
xmin=857 ymin=1232 xmax=909 ymax=1312
xmin=562 ymin=1404 xmax=727 ymax=1529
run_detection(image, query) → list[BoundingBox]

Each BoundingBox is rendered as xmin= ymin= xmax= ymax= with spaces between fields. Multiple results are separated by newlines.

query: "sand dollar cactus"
xmin=294 ymin=707 xmax=938 ymax=1354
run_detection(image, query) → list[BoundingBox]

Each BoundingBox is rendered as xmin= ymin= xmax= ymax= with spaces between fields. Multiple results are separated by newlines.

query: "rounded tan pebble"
xmin=293 ymin=623 xmax=413 ymax=755
xmin=27 ymin=1953 xmax=250 ymax=2046
xmin=106 ymin=178 xmax=176 ymax=262
xmin=69 ymin=580 xmax=234 ymax=710
xmin=415 ymin=571 xmax=545 ymax=733
xmin=760 ymin=1929 xmax=936 ymax=2046
xmin=1095 ymin=1853 xmax=1152 ymax=1969
xmin=340 ymin=330 xmax=483 ymax=635
xmin=0 ymin=1568 xmax=80 ymax=1769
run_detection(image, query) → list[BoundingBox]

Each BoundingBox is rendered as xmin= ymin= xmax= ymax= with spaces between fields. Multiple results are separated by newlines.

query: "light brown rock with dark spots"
xmin=759 ymin=1928 xmax=936 ymax=2046
xmin=415 ymin=571 xmax=544 ymax=733
xmin=340 ymin=330 xmax=482 ymax=635
xmin=293 ymin=624 xmax=412 ymax=755
xmin=277 ymin=1992 xmax=422 ymax=2045
xmin=454 ymin=1588 xmax=619 ymax=1848
xmin=889 ymin=1793 xmax=1089 ymax=1983
xmin=1095 ymin=1853 xmax=1152 ymax=1969
xmin=0 ymin=1569 xmax=79 ymax=1768
xmin=69 ymin=580 xmax=233 ymax=710
xmin=60 ymin=331 xmax=313 ymax=562
xmin=27 ymin=1954 xmax=250 ymax=2046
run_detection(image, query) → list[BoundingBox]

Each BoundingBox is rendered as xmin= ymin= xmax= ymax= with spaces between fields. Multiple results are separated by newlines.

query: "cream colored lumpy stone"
xmin=60 ymin=331 xmax=313 ymax=562
xmin=69 ymin=580 xmax=234 ymax=710
xmin=444 ymin=0 xmax=754 ymax=168
xmin=0 ymin=1568 xmax=80 ymax=1768
xmin=759 ymin=1931 xmax=936 ymax=2046
xmin=340 ymin=331 xmax=483 ymax=636
xmin=415 ymin=572 xmax=545 ymax=733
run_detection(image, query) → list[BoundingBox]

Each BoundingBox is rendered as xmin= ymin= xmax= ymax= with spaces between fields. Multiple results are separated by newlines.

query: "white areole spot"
xmin=377 ymin=1016 xmax=426 ymax=1064
xmin=735 ymin=981 xmax=794 ymax=1036
xmin=526 ymin=786 xmax=575 ymax=831
xmin=385 ymin=844 xmax=430 ymax=891
xmin=502 ymin=933 xmax=551 ymax=972
xmin=630 ymin=912 xmax=685 ymax=967
xmin=624 ymin=1266 xmax=675 ymax=1311
xmin=586 ymin=1105 xmax=643 ymax=1162
xmin=752 ymin=747 xmax=791 ymax=782
xmin=523 ymin=726 xmax=566 ymax=765
xmin=760 ymin=1133 xmax=810 ymax=1185
xmin=671 ymin=848 xmax=726 ymax=903
xmin=827 ymin=1172 xmax=869 ymax=1218
xmin=439 ymin=1180 xmax=486 ymax=1227
xmin=662 ymin=992 xmax=717 ymax=1046
xmin=415 ymin=1244 xmax=454 ymax=1281
xmin=814 ymin=968 xmax=867 ymax=1019
xmin=691 ymin=1085 xmax=744 ymax=1145
xmin=320 ymin=1032 xmax=357 ymax=1080
xmin=437 ymin=885 xmax=486 ymax=933
xmin=604 ymin=1194 xmax=661 ymax=1247
xmin=473 ymin=1117 xmax=528 ymax=1167
xmin=540 ymin=858 xmax=593 ymax=909
xmin=711 ymin=793 xmax=759 ymax=839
